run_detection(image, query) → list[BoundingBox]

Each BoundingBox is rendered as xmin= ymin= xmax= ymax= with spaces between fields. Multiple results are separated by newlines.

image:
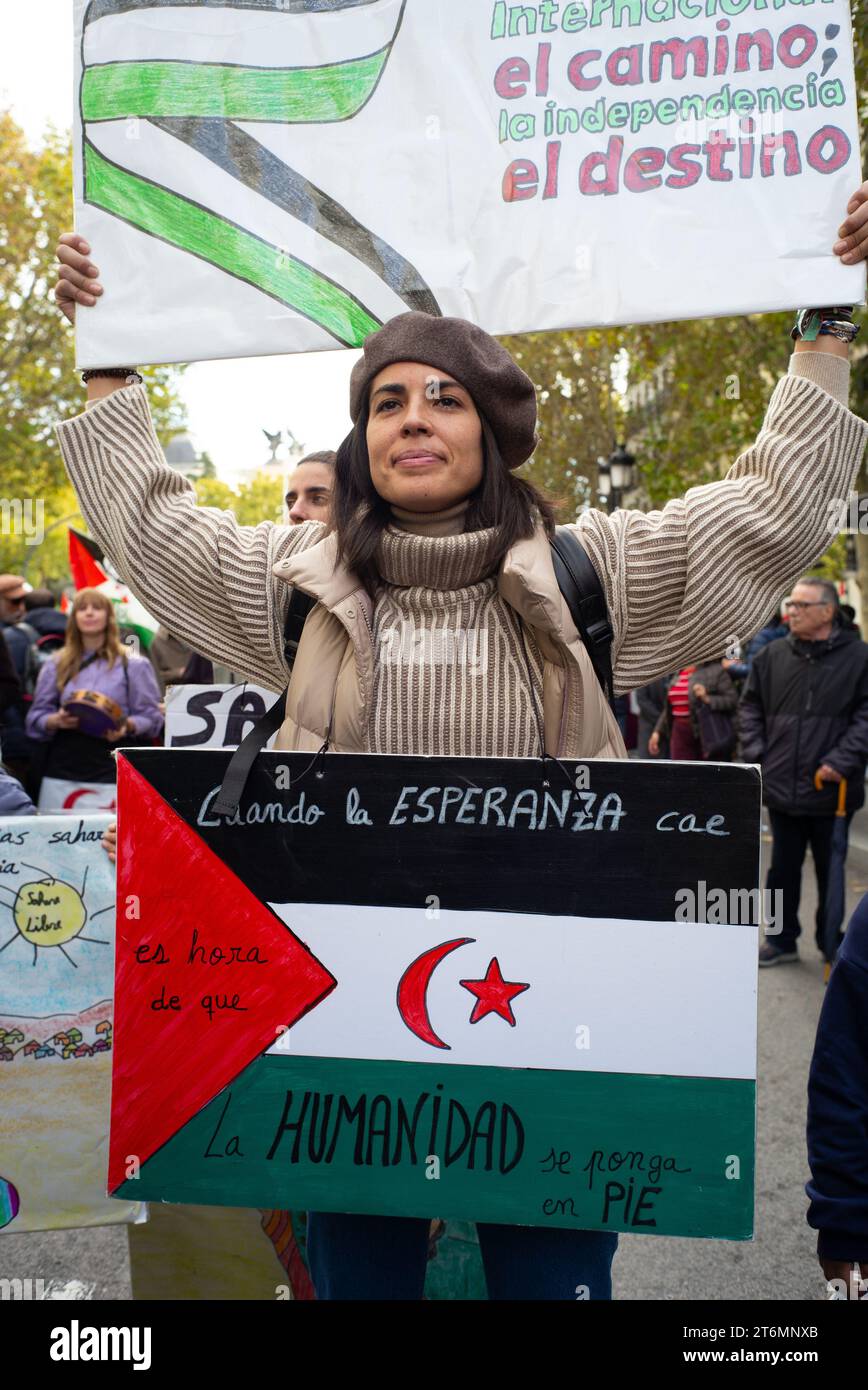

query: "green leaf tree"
xmin=0 ymin=110 xmax=186 ymax=580
xmin=194 ymin=473 xmax=286 ymax=526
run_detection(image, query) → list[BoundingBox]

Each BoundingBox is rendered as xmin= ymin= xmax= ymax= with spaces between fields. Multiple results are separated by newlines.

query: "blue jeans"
xmin=307 ymin=1212 xmax=618 ymax=1300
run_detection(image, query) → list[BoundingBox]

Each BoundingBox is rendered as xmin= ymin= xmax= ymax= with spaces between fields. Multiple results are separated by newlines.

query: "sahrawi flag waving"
xmin=77 ymin=0 xmax=439 ymax=358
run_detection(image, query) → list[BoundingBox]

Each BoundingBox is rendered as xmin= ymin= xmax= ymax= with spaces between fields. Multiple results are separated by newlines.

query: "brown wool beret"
xmin=349 ymin=312 xmax=538 ymax=469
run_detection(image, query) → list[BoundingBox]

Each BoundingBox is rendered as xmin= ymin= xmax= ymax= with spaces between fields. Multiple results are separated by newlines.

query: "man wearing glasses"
xmin=740 ymin=579 xmax=868 ymax=966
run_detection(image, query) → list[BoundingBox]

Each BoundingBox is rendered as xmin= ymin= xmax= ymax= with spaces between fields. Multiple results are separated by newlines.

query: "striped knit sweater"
xmin=371 ymin=521 xmax=544 ymax=756
xmin=55 ymin=353 xmax=868 ymax=726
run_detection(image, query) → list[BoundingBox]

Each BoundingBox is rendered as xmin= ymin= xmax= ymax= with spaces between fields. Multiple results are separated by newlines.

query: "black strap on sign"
xmin=209 ymin=588 xmax=315 ymax=817
xmin=211 ymin=528 xmax=615 ymax=817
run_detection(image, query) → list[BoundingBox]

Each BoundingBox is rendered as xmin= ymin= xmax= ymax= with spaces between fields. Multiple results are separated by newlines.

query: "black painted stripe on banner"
xmin=85 ymin=0 xmax=383 ymax=22
xmin=119 ymin=749 xmax=761 ymax=921
xmin=149 ymin=116 xmax=441 ymax=315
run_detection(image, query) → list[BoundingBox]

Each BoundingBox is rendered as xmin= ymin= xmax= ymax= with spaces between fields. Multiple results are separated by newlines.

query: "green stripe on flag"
xmin=116 ymin=1055 xmax=755 ymax=1240
xmin=81 ymin=51 xmax=389 ymax=123
xmin=83 ymin=142 xmax=381 ymax=346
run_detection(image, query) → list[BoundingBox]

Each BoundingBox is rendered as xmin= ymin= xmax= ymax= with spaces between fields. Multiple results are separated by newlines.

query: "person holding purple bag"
xmin=25 ymin=588 xmax=163 ymax=812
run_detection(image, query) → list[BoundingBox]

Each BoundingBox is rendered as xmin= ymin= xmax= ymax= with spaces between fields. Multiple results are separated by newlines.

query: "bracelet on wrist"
xmin=81 ymin=367 xmax=143 ymax=385
xmin=791 ymin=308 xmax=859 ymax=344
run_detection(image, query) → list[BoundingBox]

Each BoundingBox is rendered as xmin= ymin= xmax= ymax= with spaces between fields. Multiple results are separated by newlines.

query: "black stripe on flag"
xmin=120 ymin=750 xmax=761 ymax=921
xmin=85 ymin=0 xmax=384 ymax=21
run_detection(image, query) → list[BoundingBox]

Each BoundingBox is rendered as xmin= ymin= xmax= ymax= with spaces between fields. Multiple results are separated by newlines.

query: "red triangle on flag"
xmin=108 ymin=756 xmax=336 ymax=1193
xmin=68 ymin=528 xmax=108 ymax=590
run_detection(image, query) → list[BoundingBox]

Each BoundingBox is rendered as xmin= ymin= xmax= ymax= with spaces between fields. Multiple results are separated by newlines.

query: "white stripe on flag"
xmin=267 ymin=904 xmax=758 ymax=1081
xmin=85 ymin=119 xmax=410 ymax=326
xmin=84 ymin=0 xmax=405 ymax=72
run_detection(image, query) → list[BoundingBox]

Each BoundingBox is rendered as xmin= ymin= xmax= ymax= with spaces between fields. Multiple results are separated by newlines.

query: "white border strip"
xmin=268 ymin=903 xmax=758 ymax=1080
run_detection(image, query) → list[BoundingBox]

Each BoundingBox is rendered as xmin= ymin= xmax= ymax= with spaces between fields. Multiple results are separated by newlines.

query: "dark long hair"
xmin=330 ymin=402 xmax=557 ymax=595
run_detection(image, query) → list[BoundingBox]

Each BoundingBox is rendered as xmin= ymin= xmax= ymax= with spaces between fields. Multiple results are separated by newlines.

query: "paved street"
xmin=3 ymin=813 xmax=867 ymax=1302
xmin=614 ymin=813 xmax=868 ymax=1303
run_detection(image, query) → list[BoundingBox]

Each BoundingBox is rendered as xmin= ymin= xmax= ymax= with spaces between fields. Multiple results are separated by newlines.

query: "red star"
xmin=459 ymin=957 xmax=529 ymax=1026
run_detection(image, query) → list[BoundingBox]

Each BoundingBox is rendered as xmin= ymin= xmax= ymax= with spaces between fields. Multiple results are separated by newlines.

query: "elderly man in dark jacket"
xmin=740 ymin=577 xmax=868 ymax=965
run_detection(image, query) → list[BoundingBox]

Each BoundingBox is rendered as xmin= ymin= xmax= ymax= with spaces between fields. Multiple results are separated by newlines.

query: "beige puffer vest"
xmin=270 ymin=523 xmax=627 ymax=760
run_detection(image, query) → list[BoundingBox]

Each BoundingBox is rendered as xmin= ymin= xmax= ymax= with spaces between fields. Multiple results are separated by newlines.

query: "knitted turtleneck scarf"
xmin=368 ymin=503 xmax=544 ymax=757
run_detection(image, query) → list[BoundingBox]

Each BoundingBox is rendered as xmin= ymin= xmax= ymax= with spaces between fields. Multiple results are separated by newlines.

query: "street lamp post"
xmin=609 ymin=443 xmax=636 ymax=511
xmin=596 ymin=456 xmax=612 ymax=510
xmin=597 ymin=445 xmax=636 ymax=512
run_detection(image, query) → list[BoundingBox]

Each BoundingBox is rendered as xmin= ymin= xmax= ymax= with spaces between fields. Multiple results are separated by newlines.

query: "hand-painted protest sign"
xmin=0 ymin=815 xmax=141 ymax=1232
xmin=164 ymin=684 xmax=279 ymax=750
xmin=109 ymin=749 xmax=760 ymax=1239
xmin=73 ymin=0 xmax=865 ymax=368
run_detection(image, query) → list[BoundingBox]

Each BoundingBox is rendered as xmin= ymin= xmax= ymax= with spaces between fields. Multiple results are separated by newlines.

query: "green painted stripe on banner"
xmin=115 ymin=1056 xmax=755 ymax=1240
xmin=81 ymin=51 xmax=389 ymax=123
xmin=83 ymin=142 xmax=381 ymax=346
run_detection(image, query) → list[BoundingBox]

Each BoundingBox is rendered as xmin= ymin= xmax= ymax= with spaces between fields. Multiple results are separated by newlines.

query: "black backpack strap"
xmin=210 ymin=686 xmax=289 ymax=817
xmin=549 ymin=526 xmax=615 ymax=710
xmin=212 ymin=589 xmax=316 ymax=818
xmin=283 ymin=588 xmax=316 ymax=666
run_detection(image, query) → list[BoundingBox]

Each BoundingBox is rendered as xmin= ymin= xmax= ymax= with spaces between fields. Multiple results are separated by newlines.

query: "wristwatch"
xmin=80 ymin=367 xmax=144 ymax=385
xmin=791 ymin=308 xmax=860 ymax=344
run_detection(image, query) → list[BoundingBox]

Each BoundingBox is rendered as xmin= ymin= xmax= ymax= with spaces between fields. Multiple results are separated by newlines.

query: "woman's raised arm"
xmin=574 ymin=176 xmax=868 ymax=694
xmin=53 ymin=235 xmax=322 ymax=690
xmin=576 ymin=351 xmax=867 ymax=695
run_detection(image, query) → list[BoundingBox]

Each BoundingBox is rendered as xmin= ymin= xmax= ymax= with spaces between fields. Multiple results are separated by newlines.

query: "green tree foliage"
xmin=195 ymin=473 xmax=286 ymax=526
xmin=500 ymin=326 xmax=627 ymax=517
xmin=0 ymin=111 xmax=186 ymax=579
xmin=235 ymin=473 xmax=287 ymax=526
xmin=193 ymin=478 xmax=238 ymax=512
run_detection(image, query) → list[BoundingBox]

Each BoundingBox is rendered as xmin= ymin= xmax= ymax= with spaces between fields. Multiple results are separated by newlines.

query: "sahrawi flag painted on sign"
xmin=109 ymin=749 xmax=759 ymax=1239
xmin=74 ymin=0 xmax=864 ymax=367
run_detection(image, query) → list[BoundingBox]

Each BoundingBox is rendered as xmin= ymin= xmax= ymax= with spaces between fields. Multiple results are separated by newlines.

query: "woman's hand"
xmin=104 ymin=719 xmax=133 ymax=743
xmin=648 ymin=731 xmax=660 ymax=756
xmin=102 ymin=821 xmax=117 ymax=865
xmin=55 ymin=232 xmax=103 ymax=324
xmin=692 ymin=683 xmax=709 ymax=703
xmin=46 ymin=709 xmax=80 ymax=731
xmin=834 ymin=183 xmax=868 ymax=264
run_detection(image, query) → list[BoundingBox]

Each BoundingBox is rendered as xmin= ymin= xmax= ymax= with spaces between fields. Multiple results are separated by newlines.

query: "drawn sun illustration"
xmin=0 ymin=862 xmax=113 ymax=969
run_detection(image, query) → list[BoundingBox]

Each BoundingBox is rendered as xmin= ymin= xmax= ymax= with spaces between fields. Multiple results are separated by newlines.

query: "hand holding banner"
xmin=73 ymin=0 xmax=865 ymax=367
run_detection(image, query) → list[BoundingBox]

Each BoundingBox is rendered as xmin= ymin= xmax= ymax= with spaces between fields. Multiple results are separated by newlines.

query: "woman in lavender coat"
xmin=26 ymin=588 xmax=163 ymax=811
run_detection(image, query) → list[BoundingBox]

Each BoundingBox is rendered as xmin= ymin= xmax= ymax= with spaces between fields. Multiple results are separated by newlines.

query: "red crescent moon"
xmin=397 ymin=937 xmax=475 ymax=1050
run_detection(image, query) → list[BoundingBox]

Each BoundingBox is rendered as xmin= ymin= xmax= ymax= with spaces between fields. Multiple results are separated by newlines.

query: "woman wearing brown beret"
xmin=52 ymin=185 xmax=868 ymax=1297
